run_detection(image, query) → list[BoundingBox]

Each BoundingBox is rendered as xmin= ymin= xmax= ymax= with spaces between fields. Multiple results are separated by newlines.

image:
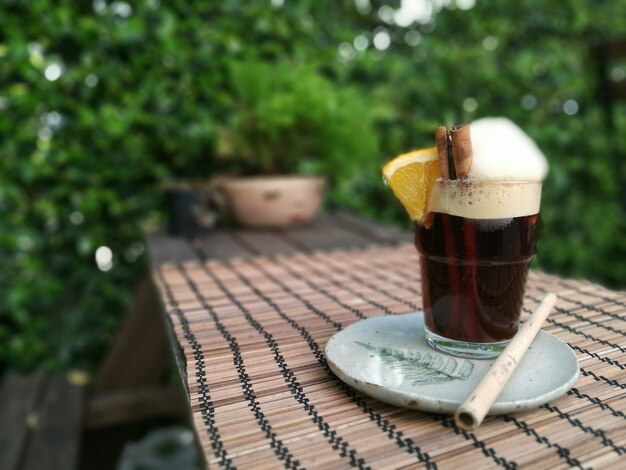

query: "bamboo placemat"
xmin=153 ymin=243 xmax=626 ymax=469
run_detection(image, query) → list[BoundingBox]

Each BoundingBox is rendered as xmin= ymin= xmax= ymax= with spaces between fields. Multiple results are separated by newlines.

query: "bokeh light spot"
xmin=93 ymin=0 xmax=107 ymax=14
xmin=338 ymin=42 xmax=356 ymax=60
xmin=378 ymin=5 xmax=395 ymax=23
xmin=355 ymin=0 xmax=371 ymax=15
xmin=482 ymin=36 xmax=499 ymax=51
xmin=95 ymin=246 xmax=113 ymax=271
xmin=45 ymin=111 xmax=62 ymax=128
xmin=85 ymin=74 xmax=99 ymax=87
xmin=353 ymin=35 xmax=369 ymax=51
xmin=405 ymin=30 xmax=421 ymax=46
xmin=610 ymin=66 xmax=625 ymax=82
xmin=44 ymin=64 xmax=62 ymax=81
xmin=373 ymin=30 xmax=391 ymax=51
xmin=70 ymin=211 xmax=85 ymax=225
xmin=396 ymin=0 xmax=434 ymax=25
xmin=463 ymin=97 xmax=478 ymax=112
xmin=456 ymin=0 xmax=476 ymax=10
xmin=563 ymin=99 xmax=579 ymax=115
xmin=112 ymin=1 xmax=132 ymax=17
xmin=521 ymin=94 xmax=538 ymax=110
xmin=18 ymin=236 xmax=34 ymax=251
xmin=38 ymin=127 xmax=52 ymax=140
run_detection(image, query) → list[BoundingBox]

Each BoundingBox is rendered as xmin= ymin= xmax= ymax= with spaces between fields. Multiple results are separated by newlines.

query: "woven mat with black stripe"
xmin=153 ymin=243 xmax=626 ymax=469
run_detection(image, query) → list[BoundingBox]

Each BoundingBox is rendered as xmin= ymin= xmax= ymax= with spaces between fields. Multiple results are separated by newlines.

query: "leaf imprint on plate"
xmin=355 ymin=341 xmax=474 ymax=385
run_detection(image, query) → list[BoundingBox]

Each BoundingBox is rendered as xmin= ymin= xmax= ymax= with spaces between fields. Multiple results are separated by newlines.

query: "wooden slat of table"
xmin=0 ymin=373 xmax=85 ymax=470
xmin=332 ymin=212 xmax=413 ymax=245
xmin=22 ymin=374 xmax=85 ymax=470
xmin=146 ymin=231 xmax=199 ymax=266
xmin=195 ymin=230 xmax=254 ymax=260
xmin=231 ymin=231 xmax=301 ymax=256
xmin=0 ymin=374 xmax=46 ymax=470
xmin=152 ymin=243 xmax=626 ymax=469
xmin=148 ymin=213 xmax=408 ymax=267
xmin=277 ymin=215 xmax=378 ymax=252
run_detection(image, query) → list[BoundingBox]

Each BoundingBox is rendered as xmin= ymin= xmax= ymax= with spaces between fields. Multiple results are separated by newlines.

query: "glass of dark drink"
xmin=415 ymin=179 xmax=541 ymax=359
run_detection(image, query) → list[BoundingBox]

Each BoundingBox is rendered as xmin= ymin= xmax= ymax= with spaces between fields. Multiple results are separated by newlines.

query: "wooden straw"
xmin=454 ymin=293 xmax=559 ymax=431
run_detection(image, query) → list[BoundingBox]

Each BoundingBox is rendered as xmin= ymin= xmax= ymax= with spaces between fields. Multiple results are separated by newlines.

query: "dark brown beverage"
xmin=416 ymin=212 xmax=539 ymax=344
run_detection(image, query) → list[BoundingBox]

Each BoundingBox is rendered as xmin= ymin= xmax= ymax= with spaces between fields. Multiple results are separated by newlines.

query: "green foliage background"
xmin=1 ymin=0 xmax=625 ymax=372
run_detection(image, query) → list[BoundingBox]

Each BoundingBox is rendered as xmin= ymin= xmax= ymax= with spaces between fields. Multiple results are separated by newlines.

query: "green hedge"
xmin=1 ymin=0 xmax=625 ymax=372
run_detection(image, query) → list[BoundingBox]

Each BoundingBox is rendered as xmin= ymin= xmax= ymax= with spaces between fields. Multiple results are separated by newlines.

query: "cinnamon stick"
xmin=434 ymin=123 xmax=477 ymax=341
xmin=434 ymin=126 xmax=462 ymax=334
xmin=449 ymin=125 xmax=473 ymax=179
xmin=449 ymin=124 xmax=478 ymax=339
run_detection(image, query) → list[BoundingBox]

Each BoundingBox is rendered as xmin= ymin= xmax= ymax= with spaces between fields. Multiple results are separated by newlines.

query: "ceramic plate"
xmin=325 ymin=312 xmax=579 ymax=415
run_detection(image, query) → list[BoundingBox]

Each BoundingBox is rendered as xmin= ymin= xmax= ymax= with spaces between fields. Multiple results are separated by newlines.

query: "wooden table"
xmin=147 ymin=213 xmax=626 ymax=469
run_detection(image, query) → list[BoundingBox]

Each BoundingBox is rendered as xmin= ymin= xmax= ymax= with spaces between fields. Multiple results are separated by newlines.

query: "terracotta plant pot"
xmin=218 ymin=176 xmax=325 ymax=228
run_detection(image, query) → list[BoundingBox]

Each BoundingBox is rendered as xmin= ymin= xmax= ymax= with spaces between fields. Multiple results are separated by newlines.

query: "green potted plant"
xmin=215 ymin=59 xmax=380 ymax=228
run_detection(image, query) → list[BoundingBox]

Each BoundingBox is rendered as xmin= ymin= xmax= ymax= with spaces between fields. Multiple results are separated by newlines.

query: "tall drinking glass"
xmin=415 ymin=179 xmax=541 ymax=359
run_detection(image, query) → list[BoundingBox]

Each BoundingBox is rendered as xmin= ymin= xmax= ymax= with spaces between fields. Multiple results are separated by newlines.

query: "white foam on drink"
xmin=469 ymin=117 xmax=548 ymax=182
xmin=428 ymin=117 xmax=547 ymax=220
xmin=429 ymin=180 xmax=542 ymax=220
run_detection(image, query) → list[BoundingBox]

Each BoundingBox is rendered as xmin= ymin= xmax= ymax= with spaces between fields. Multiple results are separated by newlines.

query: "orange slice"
xmin=382 ymin=147 xmax=441 ymax=225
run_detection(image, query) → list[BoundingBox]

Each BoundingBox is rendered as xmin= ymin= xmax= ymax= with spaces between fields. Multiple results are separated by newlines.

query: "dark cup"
xmin=166 ymin=187 xmax=211 ymax=237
